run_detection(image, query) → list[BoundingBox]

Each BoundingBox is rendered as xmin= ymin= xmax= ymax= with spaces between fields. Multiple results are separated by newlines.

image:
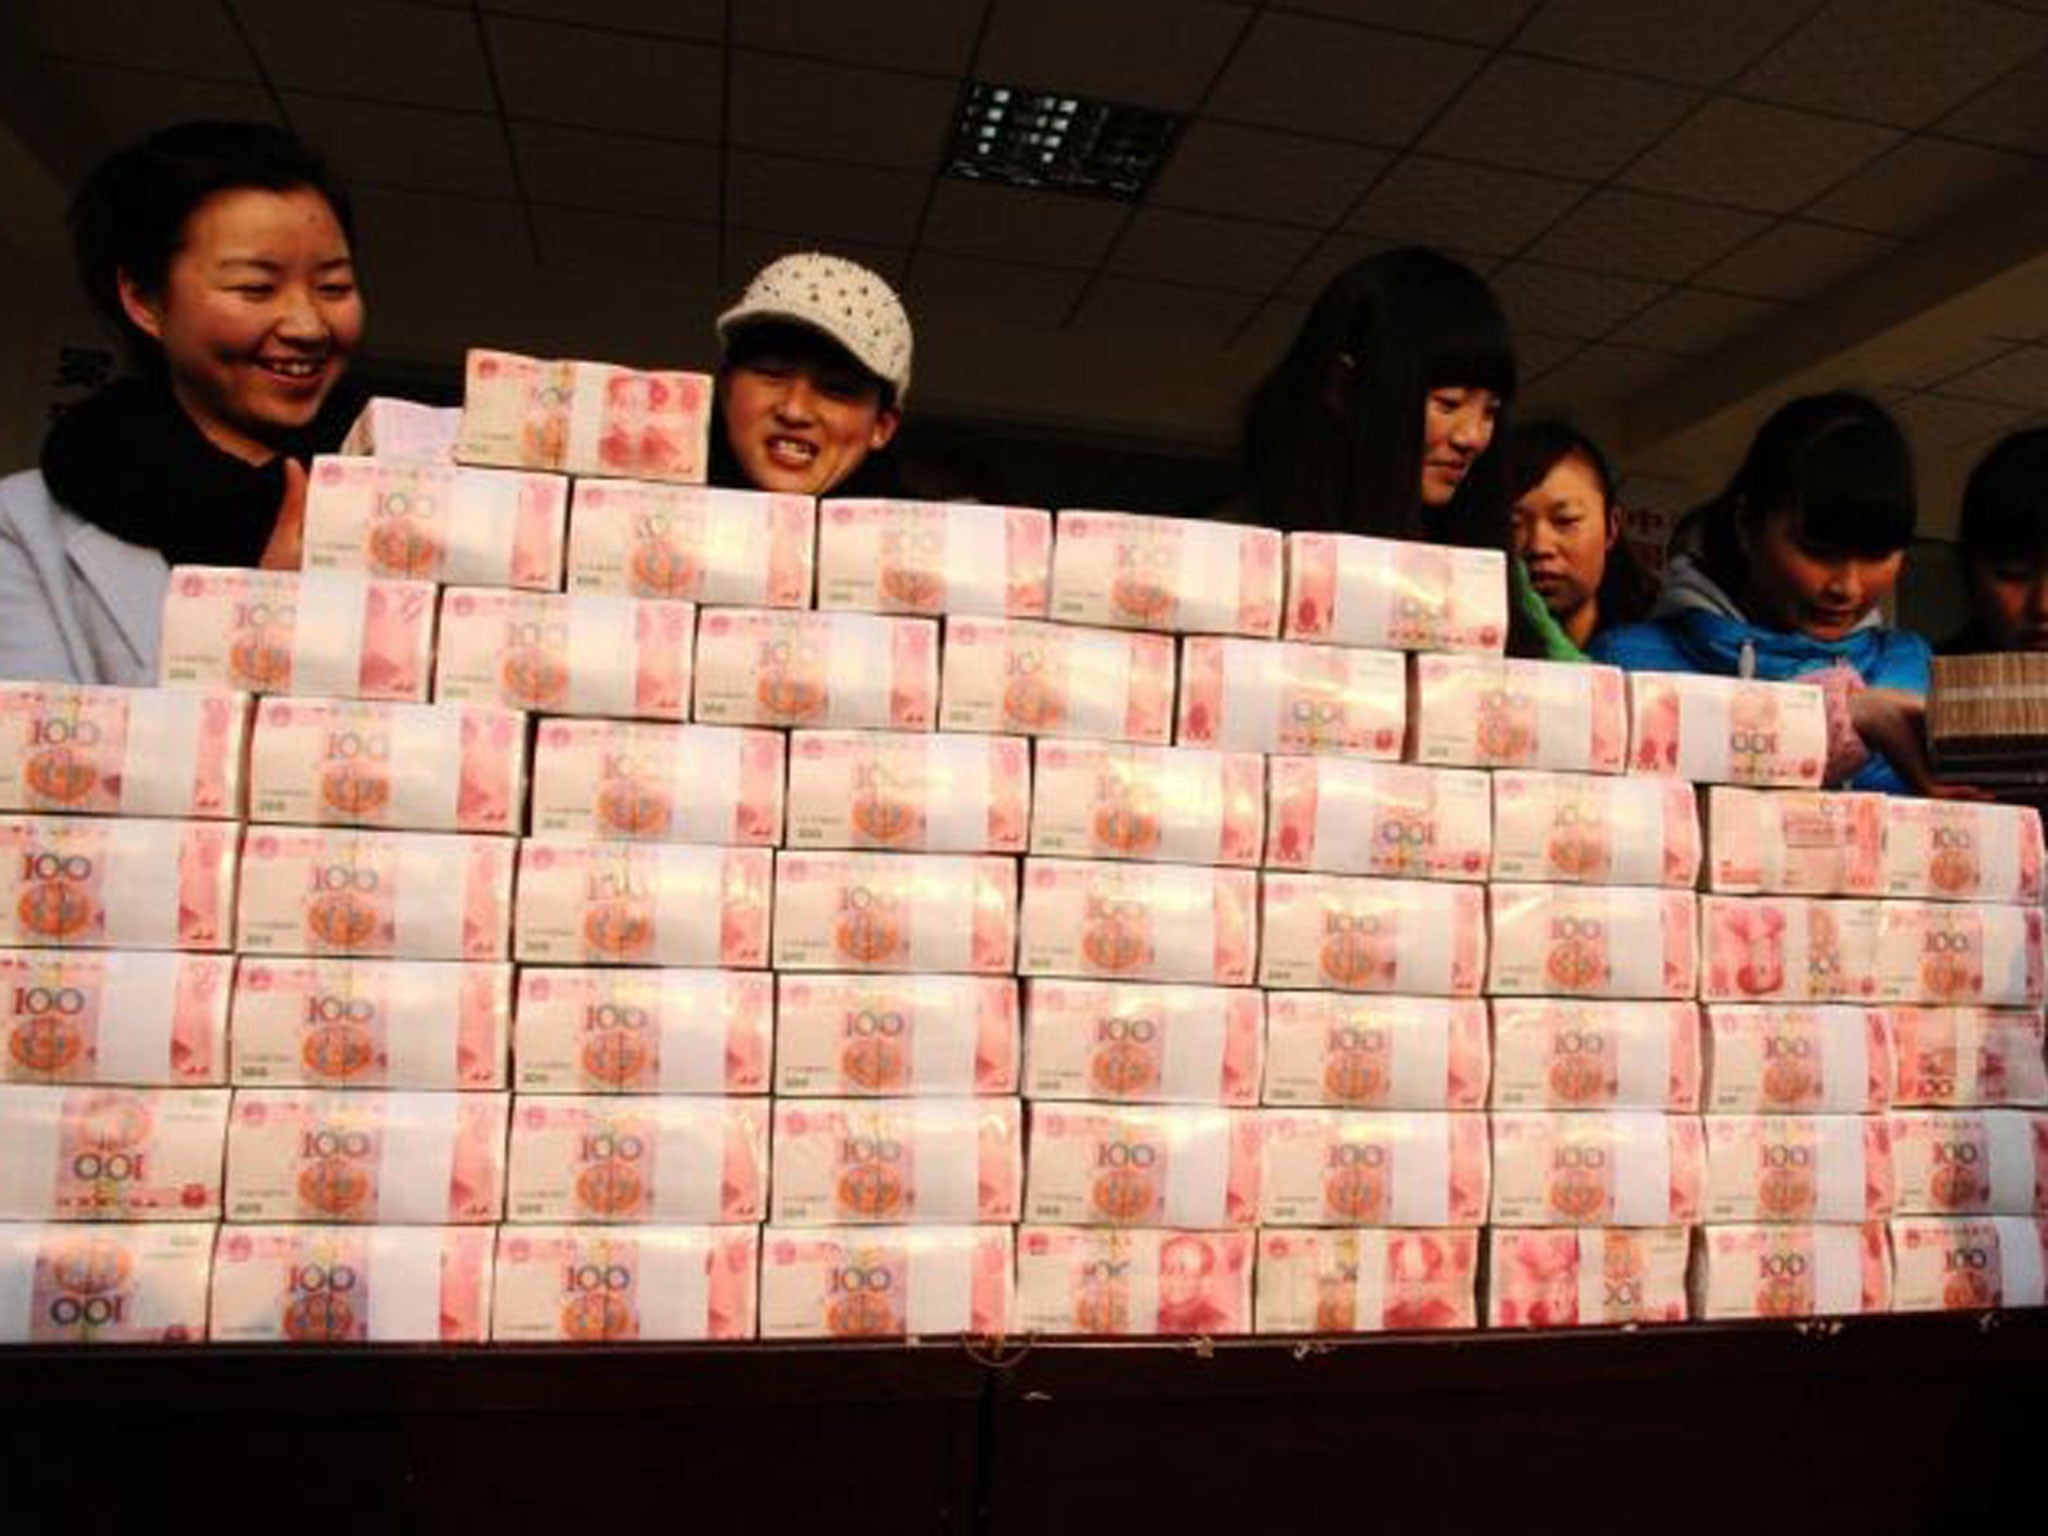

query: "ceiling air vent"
xmin=944 ymin=81 xmax=1180 ymax=201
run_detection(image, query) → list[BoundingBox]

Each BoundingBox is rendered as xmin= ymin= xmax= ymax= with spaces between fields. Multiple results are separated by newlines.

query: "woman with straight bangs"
xmin=1944 ymin=427 xmax=2048 ymax=653
xmin=1506 ymin=418 xmax=1659 ymax=661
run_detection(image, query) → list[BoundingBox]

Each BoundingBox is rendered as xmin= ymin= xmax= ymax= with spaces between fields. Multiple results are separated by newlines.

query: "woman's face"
xmin=120 ymin=185 xmax=362 ymax=464
xmin=1740 ymin=512 xmax=1903 ymax=642
xmin=1512 ymin=450 xmax=1616 ymax=632
xmin=1420 ymin=385 xmax=1502 ymax=507
xmin=1966 ymin=553 xmax=2048 ymax=649
xmin=720 ymin=332 xmax=899 ymax=496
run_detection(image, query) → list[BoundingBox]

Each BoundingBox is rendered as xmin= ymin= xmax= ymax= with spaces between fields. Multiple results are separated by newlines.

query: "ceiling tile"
xmin=725 ymin=151 xmax=929 ymax=247
xmin=531 ymin=204 xmax=720 ymax=277
xmin=237 ymin=0 xmax=494 ymax=110
xmin=735 ymin=0 xmax=985 ymax=75
xmin=978 ymin=0 xmax=1250 ymax=111
xmin=1622 ymin=99 xmax=1900 ymax=213
xmin=1107 ymin=208 xmax=1318 ymax=291
xmin=1885 ymin=335 xmax=2022 ymax=391
xmin=1806 ymin=136 xmax=2037 ymax=234
xmin=1072 ymin=275 xmax=1260 ymax=348
xmin=1281 ymin=234 xmax=1500 ymax=301
xmin=1938 ymin=343 xmax=2048 ymax=405
xmin=1511 ymin=0 xmax=1815 ymax=86
xmin=1609 ymin=286 xmax=1781 ymax=353
xmin=1228 ymin=296 xmax=1312 ymax=370
xmin=487 ymin=16 xmax=719 ymax=140
xmin=1150 ymin=123 xmax=1390 ymax=228
xmin=349 ymin=185 xmax=532 ymax=270
xmin=729 ymin=52 xmax=958 ymax=170
xmin=285 ymin=94 xmax=516 ymax=196
xmin=1738 ymin=0 xmax=2048 ymax=129
xmin=1939 ymin=52 xmax=2048 ymax=153
xmin=1489 ymin=260 xmax=1665 ymax=340
xmin=1423 ymin=56 xmax=1700 ymax=180
xmin=919 ymin=180 xmax=1129 ymax=267
xmin=478 ymin=0 xmax=722 ymax=40
xmin=512 ymin=122 xmax=719 ymax=221
xmin=1525 ymin=188 xmax=1770 ymax=282
xmin=1512 ymin=330 xmax=1585 ymax=380
xmin=723 ymin=229 xmax=905 ymax=289
xmin=1890 ymin=390 xmax=2031 ymax=449
xmin=906 ymin=254 xmax=1092 ymax=329
xmin=10 ymin=0 xmax=257 ymax=77
xmin=1525 ymin=341 xmax=1679 ymax=406
xmin=1347 ymin=155 xmax=1586 ymax=257
xmin=1699 ymin=220 xmax=1900 ymax=299
xmin=1208 ymin=13 xmax=1486 ymax=145
xmin=41 ymin=62 xmax=279 ymax=153
xmin=1277 ymin=0 xmax=1540 ymax=46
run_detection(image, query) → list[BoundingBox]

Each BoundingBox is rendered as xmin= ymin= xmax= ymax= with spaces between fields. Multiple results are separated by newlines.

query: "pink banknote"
xmin=0 ymin=815 xmax=237 ymax=951
xmin=0 ymin=1085 xmax=227 ymax=1219
xmin=1699 ymin=897 xmax=1883 ymax=1003
xmin=1408 ymin=655 xmax=1626 ymax=773
xmin=250 ymin=698 xmax=527 ymax=834
xmin=1491 ymin=770 xmax=1700 ymax=887
xmin=505 ymin=1095 xmax=766 ymax=1224
xmin=1486 ymin=1227 xmax=1690 ymax=1328
xmin=514 ymin=968 xmax=771 ymax=1094
xmin=1051 ymin=511 xmax=1281 ymax=636
xmin=490 ymin=1225 xmax=760 ymax=1342
xmin=0 ymin=950 xmax=230 ymax=1086
xmin=340 ymin=396 xmax=460 ymax=462
xmin=1873 ymin=901 xmax=2047 ymax=1006
xmin=529 ymin=720 xmax=784 ymax=845
xmin=770 ymin=1097 xmax=1022 ymax=1224
xmin=0 ymin=684 xmax=247 ymax=819
xmin=303 ymin=455 xmax=567 ymax=588
xmin=236 ymin=828 xmax=513 ymax=961
xmin=1486 ymin=885 xmax=1697 ymax=998
xmin=1889 ymin=1215 xmax=2048 ymax=1310
xmin=515 ymin=841 xmax=770 ymax=967
xmin=567 ymin=481 xmax=814 ymax=606
xmin=1705 ymin=787 xmax=1885 ymax=895
xmin=0 ymin=1223 xmax=212 ymax=1343
xmin=759 ymin=1225 xmax=1014 ymax=1338
xmin=1024 ymin=1104 xmax=1261 ymax=1228
xmin=1015 ymin=1225 xmax=1251 ymax=1336
xmin=1260 ymin=994 xmax=1489 ymax=1108
xmin=1259 ymin=874 xmax=1486 ymax=994
xmin=697 ymin=608 xmax=938 ymax=730
xmin=787 ymin=731 xmax=1028 ymax=853
xmin=1489 ymin=1111 xmax=1706 ymax=1226
xmin=1022 ymin=978 xmax=1261 ymax=1105
xmin=1032 ymin=741 xmax=1262 ymax=866
xmin=456 ymin=348 xmax=710 ymax=482
xmin=1702 ymin=1005 xmax=1892 ymax=1113
xmin=434 ymin=588 xmax=693 ymax=721
xmin=1266 ymin=759 xmax=1489 ymax=879
xmin=226 ymin=1089 xmax=508 ymax=1223
xmin=1627 ymin=672 xmax=1827 ymax=787
xmin=159 ymin=566 xmax=435 ymax=701
xmin=1702 ymin=1114 xmax=1896 ymax=1222
xmin=775 ymin=975 xmax=1017 ymax=1095
xmin=1490 ymin=999 xmax=1702 ymax=1110
xmin=1882 ymin=799 xmax=2047 ymax=905
xmin=1255 ymin=1228 xmax=1479 ymax=1333
xmin=1889 ymin=1109 xmax=2048 ymax=1215
xmin=773 ymin=851 xmax=1015 ymax=973
xmin=1177 ymin=637 xmax=1405 ymax=758
xmin=1888 ymin=1007 xmax=2048 ymax=1106
xmin=1019 ymin=859 xmax=1256 ymax=985
xmin=1257 ymin=1109 xmax=1490 ymax=1226
xmin=229 ymin=960 xmax=512 ymax=1091
xmin=209 ymin=1225 xmax=494 ymax=1343
xmin=818 ymin=499 xmax=1051 ymax=617
xmin=940 ymin=618 xmax=1175 ymax=743
xmin=1694 ymin=1223 xmax=1891 ymax=1319
xmin=1284 ymin=532 xmax=1507 ymax=653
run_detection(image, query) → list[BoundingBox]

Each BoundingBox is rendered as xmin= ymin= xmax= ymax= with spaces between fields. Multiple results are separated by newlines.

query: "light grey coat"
xmin=0 ymin=468 xmax=167 ymax=685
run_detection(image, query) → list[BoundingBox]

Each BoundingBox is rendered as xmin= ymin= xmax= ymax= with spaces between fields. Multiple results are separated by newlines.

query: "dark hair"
xmin=1958 ymin=427 xmax=2048 ymax=569
xmin=709 ymin=321 xmax=903 ymax=496
xmin=1506 ymin=417 xmax=1659 ymax=631
xmin=70 ymin=120 xmax=356 ymax=368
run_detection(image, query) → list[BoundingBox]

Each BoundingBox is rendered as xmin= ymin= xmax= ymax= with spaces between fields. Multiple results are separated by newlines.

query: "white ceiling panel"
xmin=1699 ymin=220 xmax=1900 ymax=300
xmin=907 ymin=253 xmax=1092 ymax=329
xmin=1278 ymin=0 xmax=1540 ymax=46
xmin=531 ymin=203 xmax=719 ymax=277
xmin=1150 ymin=122 xmax=1390 ymax=229
xmin=1208 ymin=12 xmax=1486 ymax=145
xmin=1525 ymin=188 xmax=1769 ymax=282
xmin=724 ymin=151 xmax=928 ymax=247
xmin=40 ymin=61 xmax=279 ymax=154
xmin=487 ymin=16 xmax=720 ymax=141
xmin=978 ymin=0 xmax=1250 ymax=111
xmin=734 ymin=0 xmax=985 ymax=76
xmin=237 ymin=0 xmax=495 ymax=111
xmin=12 ymin=0 xmax=258 ymax=78
xmin=1807 ymin=137 xmax=2038 ymax=234
xmin=1072 ymin=274 xmax=1260 ymax=348
xmin=512 ymin=121 xmax=719 ymax=221
xmin=1885 ymin=334 xmax=2021 ymax=391
xmin=1489 ymin=260 xmax=1665 ymax=340
xmin=1107 ymin=207 xmax=1317 ymax=292
xmin=285 ymin=94 xmax=516 ymax=197
xmin=1622 ymin=99 xmax=1900 ymax=212
xmin=1347 ymin=154 xmax=1584 ymax=257
xmin=1938 ymin=343 xmax=2048 ymax=405
xmin=1511 ymin=0 xmax=1816 ymax=86
xmin=1890 ymin=390 xmax=2031 ymax=449
xmin=1423 ymin=56 xmax=1699 ymax=180
xmin=1525 ymin=340 xmax=1681 ymax=407
xmin=728 ymin=51 xmax=958 ymax=170
xmin=1610 ymin=286 xmax=1781 ymax=354
xmin=920 ymin=179 xmax=1128 ymax=267
xmin=1227 ymin=296 xmax=1312 ymax=372
xmin=1512 ymin=330 xmax=1587 ymax=381
xmin=478 ymin=0 xmax=723 ymax=40
xmin=1938 ymin=51 xmax=2048 ymax=153
xmin=1279 ymin=233 xmax=1500 ymax=301
xmin=349 ymin=185 xmax=532 ymax=271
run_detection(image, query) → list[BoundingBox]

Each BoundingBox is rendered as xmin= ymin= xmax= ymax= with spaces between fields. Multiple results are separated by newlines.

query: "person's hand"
xmin=258 ymin=457 xmax=308 ymax=571
xmin=1848 ymin=687 xmax=1992 ymax=800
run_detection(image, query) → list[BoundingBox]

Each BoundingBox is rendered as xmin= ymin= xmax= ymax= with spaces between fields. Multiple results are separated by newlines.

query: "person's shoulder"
xmin=1586 ymin=616 xmax=1694 ymax=670
xmin=1861 ymin=624 xmax=1933 ymax=690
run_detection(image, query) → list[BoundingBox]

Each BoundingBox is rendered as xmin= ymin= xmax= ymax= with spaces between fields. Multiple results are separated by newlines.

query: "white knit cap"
xmin=716 ymin=251 xmax=914 ymax=402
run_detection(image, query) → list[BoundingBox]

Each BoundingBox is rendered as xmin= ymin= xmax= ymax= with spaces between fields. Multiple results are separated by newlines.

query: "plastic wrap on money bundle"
xmin=1265 ymin=759 xmax=1489 ymax=880
xmin=1260 ymin=994 xmax=1489 ymax=1108
xmin=759 ymin=1225 xmax=1015 ymax=1338
xmin=490 ymin=1225 xmax=760 ymax=1342
xmin=209 ymin=1224 xmax=495 ymax=1342
xmin=697 ymin=608 xmax=939 ymax=730
xmin=1704 ymin=787 xmax=1885 ymax=895
xmin=0 ymin=683 xmax=249 ymax=819
xmin=788 ymin=731 xmax=1028 ymax=853
xmin=1699 ymin=896 xmax=1882 ymax=1003
xmin=0 ymin=1085 xmax=228 ymax=1220
xmin=529 ymin=720 xmax=783 ymax=845
xmin=1692 ymin=1222 xmax=1890 ymax=1319
xmin=1255 ymin=1228 xmax=1479 ymax=1333
xmin=1485 ymin=884 xmax=1697 ymax=999
xmin=1018 ymin=859 xmax=1256 ymax=986
xmin=1872 ymin=901 xmax=2046 ymax=1007
xmin=341 ymin=396 xmax=460 ymax=462
xmin=1888 ymin=1007 xmax=2048 ymax=1107
xmin=0 ymin=1223 xmax=213 ymax=1343
xmin=1702 ymin=1114 xmax=1896 ymax=1223
xmin=250 ymin=698 xmax=527 ymax=835
xmin=434 ymin=588 xmax=694 ymax=720
xmin=1408 ymin=654 xmax=1626 ymax=773
xmin=1889 ymin=1215 xmax=2048 ymax=1310
xmin=1050 ymin=510 xmax=1281 ymax=636
xmin=504 ymin=1094 xmax=766 ymax=1224
xmin=0 ymin=950 xmax=231 ymax=1086
xmin=237 ymin=827 xmax=513 ymax=961
xmin=1491 ymin=770 xmax=1700 ymax=887
xmin=515 ymin=841 xmax=770 ymax=967
xmin=1489 ymin=1111 xmax=1705 ymax=1227
xmin=776 ymin=975 xmax=1017 ymax=1096
xmin=1283 ymin=531 xmax=1507 ymax=653
xmin=1259 ymin=874 xmax=1485 ymax=995
xmin=230 ymin=959 xmax=513 ymax=1091
xmin=773 ymin=851 xmax=1015 ymax=974
xmin=770 ymin=1098 xmax=1022 ymax=1225
xmin=1032 ymin=741 xmax=1262 ymax=866
xmin=1023 ymin=979 xmax=1261 ymax=1105
xmin=1490 ymin=1000 xmax=1702 ymax=1111
xmin=226 ymin=1089 xmax=508 ymax=1223
xmin=516 ymin=968 xmax=771 ymax=1094
xmin=1626 ymin=672 xmax=1828 ymax=787
xmin=1485 ymin=1227 xmax=1691 ymax=1328
xmin=1928 ymin=651 xmax=2048 ymax=783
xmin=455 ymin=348 xmax=711 ymax=482
xmin=1024 ymin=1103 xmax=1261 ymax=1228
xmin=1016 ymin=1225 xmax=1250 ymax=1335
xmin=159 ymin=567 xmax=437 ymax=701
xmin=1881 ymin=799 xmax=2047 ymax=905
xmin=817 ymin=498 xmax=1052 ymax=617
xmin=1702 ymin=1005 xmax=1892 ymax=1114
xmin=567 ymin=481 xmax=814 ymax=606
xmin=940 ymin=617 xmax=1175 ymax=743
xmin=1257 ymin=1109 xmax=1491 ymax=1227
xmin=1176 ymin=636 xmax=1406 ymax=758
xmin=0 ymin=815 xmax=238 ymax=951
xmin=1889 ymin=1109 xmax=2048 ymax=1216
xmin=303 ymin=456 xmax=567 ymax=589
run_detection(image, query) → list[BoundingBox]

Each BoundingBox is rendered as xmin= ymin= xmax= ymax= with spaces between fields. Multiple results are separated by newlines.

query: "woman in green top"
xmin=1506 ymin=419 xmax=1658 ymax=661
